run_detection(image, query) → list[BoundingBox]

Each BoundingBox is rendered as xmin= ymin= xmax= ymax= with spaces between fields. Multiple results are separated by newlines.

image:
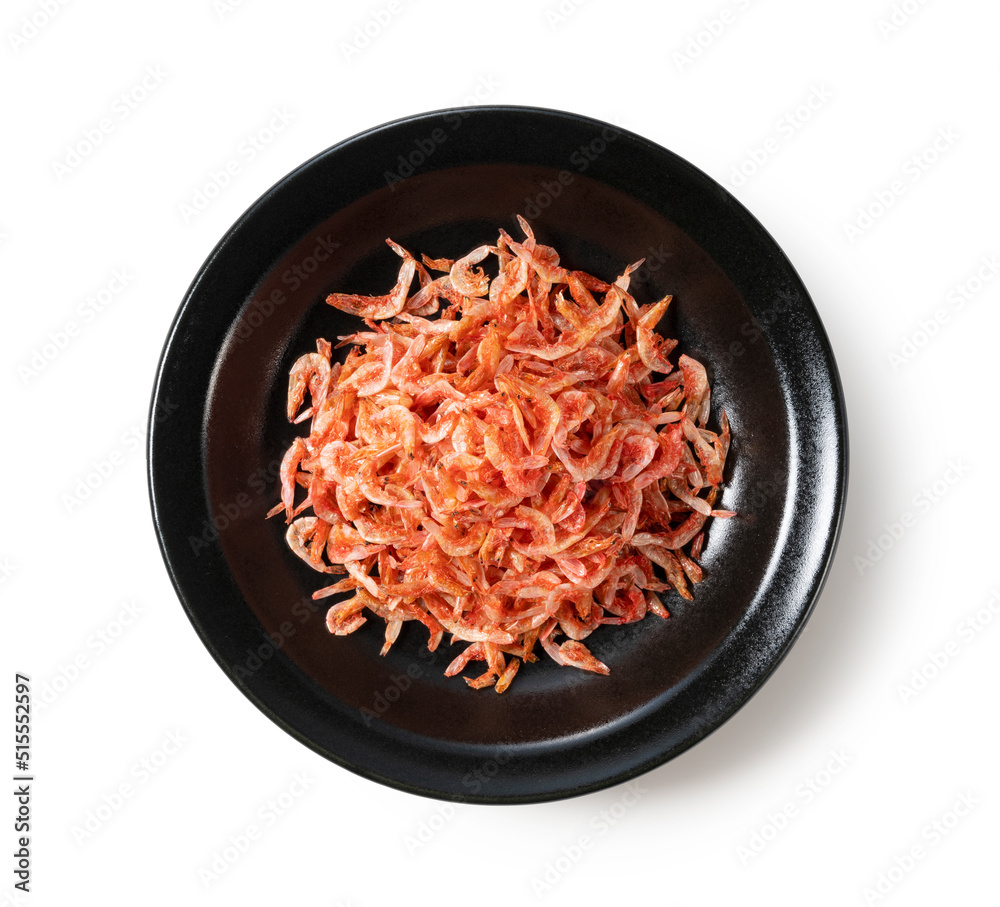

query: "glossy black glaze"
xmin=148 ymin=106 xmax=848 ymax=803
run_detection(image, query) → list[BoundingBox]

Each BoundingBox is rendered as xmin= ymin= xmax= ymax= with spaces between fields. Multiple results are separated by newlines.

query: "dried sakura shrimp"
xmin=270 ymin=217 xmax=734 ymax=692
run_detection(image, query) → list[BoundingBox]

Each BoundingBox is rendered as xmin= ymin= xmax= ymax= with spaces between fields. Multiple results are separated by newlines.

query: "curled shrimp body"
xmin=325 ymin=239 xmax=416 ymax=319
xmin=450 ymin=245 xmax=492 ymax=297
xmin=287 ymin=341 xmax=331 ymax=422
xmin=636 ymin=296 xmax=678 ymax=374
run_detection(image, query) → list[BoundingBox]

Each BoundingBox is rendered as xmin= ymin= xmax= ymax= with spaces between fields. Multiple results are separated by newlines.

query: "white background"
xmin=2 ymin=0 xmax=998 ymax=904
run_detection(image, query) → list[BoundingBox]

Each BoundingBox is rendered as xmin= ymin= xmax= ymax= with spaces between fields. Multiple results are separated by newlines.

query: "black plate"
xmin=148 ymin=106 xmax=847 ymax=803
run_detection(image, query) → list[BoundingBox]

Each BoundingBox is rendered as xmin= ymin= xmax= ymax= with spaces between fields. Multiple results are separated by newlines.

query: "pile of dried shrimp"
xmin=271 ymin=218 xmax=733 ymax=692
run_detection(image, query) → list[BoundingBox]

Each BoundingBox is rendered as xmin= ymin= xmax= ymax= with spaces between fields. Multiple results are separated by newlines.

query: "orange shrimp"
xmin=287 ymin=342 xmax=331 ymax=422
xmin=272 ymin=219 xmax=733 ymax=691
xmin=449 ymin=245 xmax=492 ymax=297
xmin=325 ymin=239 xmax=416 ymax=319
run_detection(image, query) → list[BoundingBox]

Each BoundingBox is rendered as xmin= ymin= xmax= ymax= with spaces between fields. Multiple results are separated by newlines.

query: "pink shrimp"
xmin=495 ymin=505 xmax=556 ymax=559
xmin=495 ymin=373 xmax=560 ymax=456
xmin=445 ymin=642 xmax=485 ymax=677
xmin=636 ymin=295 xmax=679 ymax=373
xmin=482 ymin=425 xmax=548 ymax=497
xmin=280 ymin=437 xmax=308 ymax=521
xmin=286 ymin=517 xmax=339 ymax=571
xmin=272 ymin=219 xmax=733 ymax=691
xmin=325 ymin=239 xmax=416 ymax=319
xmin=287 ymin=342 xmax=331 ymax=422
xmin=553 ymin=426 xmax=623 ymax=483
xmin=504 ymin=283 xmax=623 ymax=361
xmin=339 ymin=335 xmax=394 ymax=397
xmin=679 ymin=354 xmax=711 ymax=426
xmin=618 ymin=420 xmax=661 ymax=482
xmin=423 ymin=517 xmax=490 ymax=558
xmin=681 ymin=415 xmax=724 ymax=487
xmin=449 ymin=244 xmax=492 ymax=297
xmin=372 ymin=404 xmax=419 ymax=457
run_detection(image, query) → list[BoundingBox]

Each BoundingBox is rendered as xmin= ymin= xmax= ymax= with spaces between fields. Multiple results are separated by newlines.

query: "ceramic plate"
xmin=148 ymin=106 xmax=848 ymax=803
